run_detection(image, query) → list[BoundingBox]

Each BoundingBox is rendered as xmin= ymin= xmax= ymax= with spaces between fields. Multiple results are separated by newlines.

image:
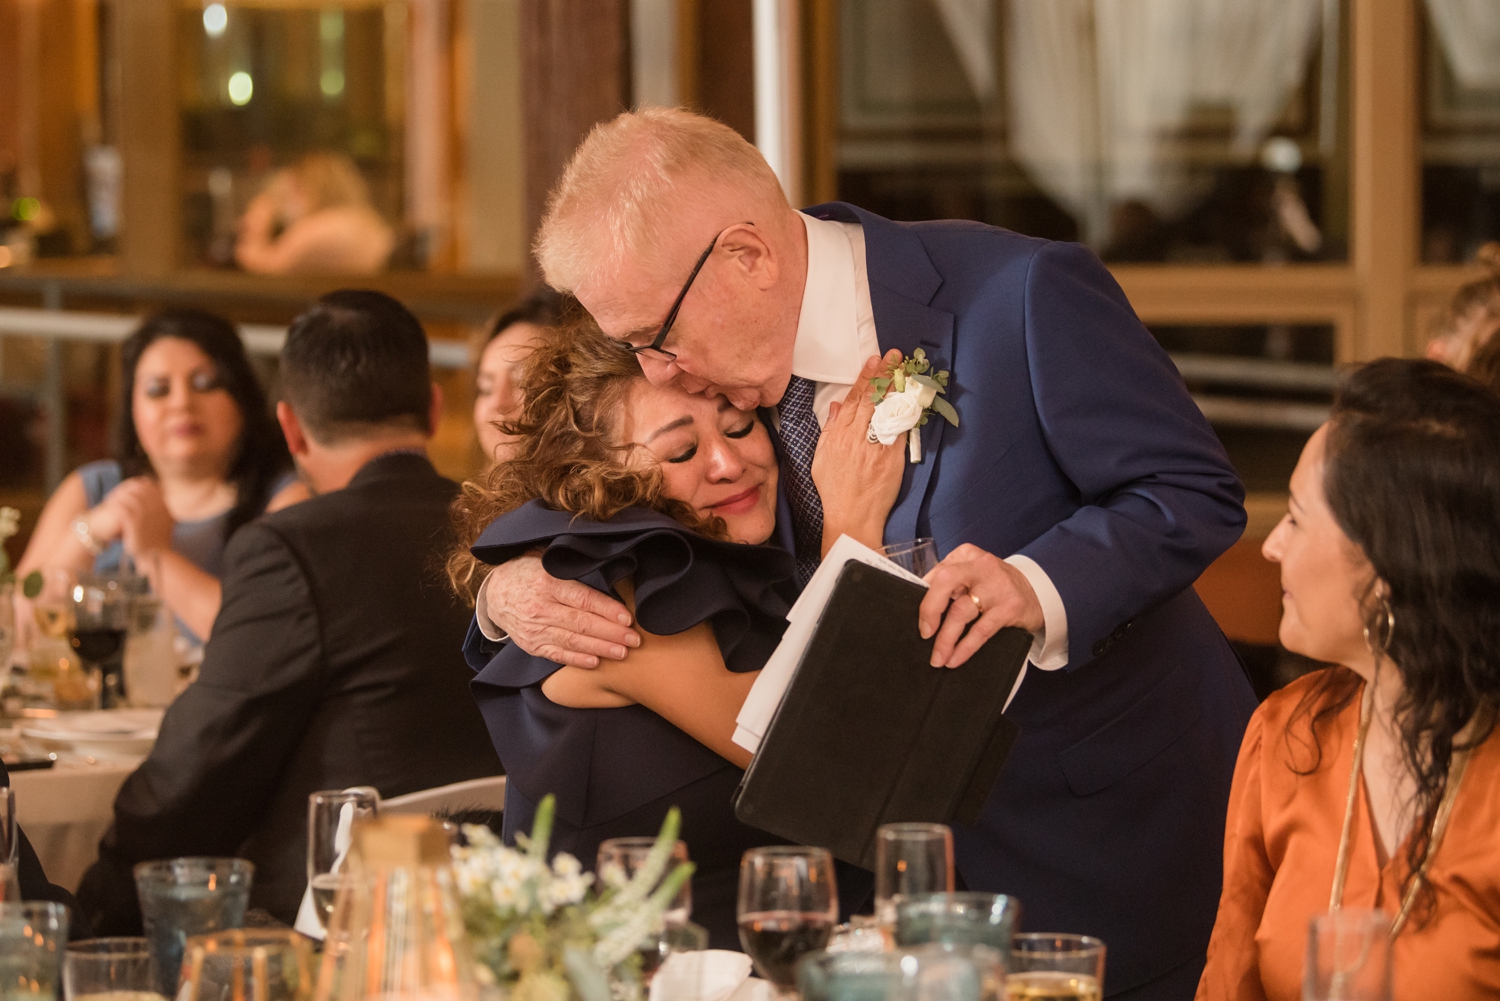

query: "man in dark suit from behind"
xmin=78 ymin=290 xmax=503 ymax=933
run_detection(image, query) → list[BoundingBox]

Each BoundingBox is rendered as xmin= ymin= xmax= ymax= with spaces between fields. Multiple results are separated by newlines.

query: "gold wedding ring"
xmin=968 ymin=592 xmax=984 ymax=615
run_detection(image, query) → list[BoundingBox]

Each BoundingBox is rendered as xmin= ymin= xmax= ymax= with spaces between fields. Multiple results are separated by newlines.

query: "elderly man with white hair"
xmin=469 ymin=108 xmax=1256 ymax=1001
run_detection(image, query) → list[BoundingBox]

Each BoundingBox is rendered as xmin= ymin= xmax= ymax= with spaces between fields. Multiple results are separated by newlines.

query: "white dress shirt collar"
xmin=792 ymin=211 xmax=870 ymax=388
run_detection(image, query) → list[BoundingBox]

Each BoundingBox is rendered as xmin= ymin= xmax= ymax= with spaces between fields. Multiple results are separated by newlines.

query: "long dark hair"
xmin=1288 ymin=358 xmax=1500 ymax=923
xmin=447 ymin=319 xmax=727 ymax=603
xmin=115 ymin=310 xmax=291 ymax=539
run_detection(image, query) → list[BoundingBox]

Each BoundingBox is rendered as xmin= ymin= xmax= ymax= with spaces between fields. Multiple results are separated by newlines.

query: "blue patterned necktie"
xmin=777 ymin=375 xmax=825 ymax=586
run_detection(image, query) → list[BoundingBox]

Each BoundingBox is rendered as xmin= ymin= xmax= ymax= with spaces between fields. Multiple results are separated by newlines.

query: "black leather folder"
xmin=733 ymin=560 xmax=1030 ymax=870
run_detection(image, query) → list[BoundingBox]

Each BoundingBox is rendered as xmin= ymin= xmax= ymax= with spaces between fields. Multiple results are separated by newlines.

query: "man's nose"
xmin=636 ymin=354 xmax=678 ymax=388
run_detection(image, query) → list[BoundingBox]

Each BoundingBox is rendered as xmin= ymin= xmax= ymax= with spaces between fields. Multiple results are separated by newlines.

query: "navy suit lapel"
xmin=803 ymin=202 xmax=955 ymax=546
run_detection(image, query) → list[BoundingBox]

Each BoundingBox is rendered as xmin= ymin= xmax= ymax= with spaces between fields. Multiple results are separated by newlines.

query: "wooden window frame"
xmin=803 ymin=0 xmax=1473 ymax=366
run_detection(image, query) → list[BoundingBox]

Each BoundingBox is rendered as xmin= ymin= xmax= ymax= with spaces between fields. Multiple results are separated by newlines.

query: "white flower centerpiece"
xmin=451 ymin=795 xmax=693 ymax=1001
xmin=866 ymin=349 xmax=959 ymax=462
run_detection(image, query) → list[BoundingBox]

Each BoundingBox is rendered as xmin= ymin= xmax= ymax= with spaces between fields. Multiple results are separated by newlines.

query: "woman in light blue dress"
xmin=17 ymin=311 xmax=302 ymax=646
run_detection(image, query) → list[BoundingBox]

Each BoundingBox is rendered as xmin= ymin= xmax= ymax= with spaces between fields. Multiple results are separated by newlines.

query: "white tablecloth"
xmin=9 ymin=752 xmax=141 ymax=892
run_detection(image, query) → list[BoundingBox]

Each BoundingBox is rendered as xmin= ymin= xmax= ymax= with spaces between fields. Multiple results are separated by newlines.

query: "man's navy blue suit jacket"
xmin=783 ymin=203 xmax=1260 ymax=996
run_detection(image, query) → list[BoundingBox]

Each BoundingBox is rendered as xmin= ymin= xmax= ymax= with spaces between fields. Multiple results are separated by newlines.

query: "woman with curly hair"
xmin=451 ymin=321 xmax=904 ymax=948
xmin=1197 ymin=359 xmax=1500 ymax=1000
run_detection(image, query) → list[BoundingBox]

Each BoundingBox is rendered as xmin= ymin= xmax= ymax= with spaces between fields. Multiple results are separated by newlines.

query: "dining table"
xmin=3 ymin=715 xmax=155 ymax=892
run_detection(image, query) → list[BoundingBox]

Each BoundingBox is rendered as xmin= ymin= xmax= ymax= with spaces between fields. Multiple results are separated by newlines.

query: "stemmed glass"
xmin=72 ymin=573 xmax=134 ymax=708
xmin=879 ymin=538 xmax=940 ymax=577
xmin=598 ymin=836 xmax=697 ymax=981
xmin=1304 ymin=911 xmax=1392 ymax=1001
xmin=874 ymin=822 xmax=954 ymax=928
xmin=0 ymin=579 xmax=15 ymax=682
xmin=0 ymin=789 xmax=19 ymax=900
xmin=308 ymin=788 xmax=380 ymax=933
xmin=736 ymin=847 xmax=839 ymax=998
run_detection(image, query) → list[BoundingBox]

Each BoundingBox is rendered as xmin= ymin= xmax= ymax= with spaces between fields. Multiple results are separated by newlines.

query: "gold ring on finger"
xmin=968 ymin=592 xmax=984 ymax=616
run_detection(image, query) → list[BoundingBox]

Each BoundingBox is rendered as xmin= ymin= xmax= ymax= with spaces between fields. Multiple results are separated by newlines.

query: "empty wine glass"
xmin=0 ymin=580 xmax=15 ymax=681
xmin=736 ymin=846 xmax=838 ymax=998
xmin=0 ymin=788 xmax=19 ymax=898
xmin=1303 ymin=910 xmax=1393 ymax=1001
xmin=599 ymin=836 xmax=695 ymax=983
xmin=874 ymin=822 xmax=954 ymax=927
xmin=880 ymin=539 xmax=940 ymax=577
xmin=308 ymin=788 xmax=380 ymax=933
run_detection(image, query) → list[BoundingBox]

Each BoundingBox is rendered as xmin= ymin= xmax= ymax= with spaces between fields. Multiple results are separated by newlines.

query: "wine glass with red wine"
xmin=71 ymin=573 xmax=134 ymax=708
xmin=737 ymin=847 xmax=839 ymax=997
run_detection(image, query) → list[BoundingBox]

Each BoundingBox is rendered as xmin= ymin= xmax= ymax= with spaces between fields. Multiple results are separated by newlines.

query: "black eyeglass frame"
xmin=627 ymin=223 xmax=749 ymax=363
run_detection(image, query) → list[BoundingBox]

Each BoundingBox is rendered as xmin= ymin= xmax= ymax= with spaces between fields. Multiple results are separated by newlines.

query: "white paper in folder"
xmin=731 ymin=535 xmax=927 ymax=755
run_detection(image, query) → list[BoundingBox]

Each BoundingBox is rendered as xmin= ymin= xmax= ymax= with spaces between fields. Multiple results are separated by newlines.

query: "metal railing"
xmin=0 ymin=306 xmax=471 ymax=491
xmin=1 ymin=306 xmax=1334 ymax=492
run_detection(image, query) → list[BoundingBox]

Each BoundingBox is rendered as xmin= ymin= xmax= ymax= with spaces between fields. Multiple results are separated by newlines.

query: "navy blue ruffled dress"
xmin=464 ymin=501 xmax=801 ymax=949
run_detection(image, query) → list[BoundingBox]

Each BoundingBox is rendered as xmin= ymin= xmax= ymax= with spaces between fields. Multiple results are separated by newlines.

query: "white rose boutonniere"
xmin=866 ymin=349 xmax=958 ymax=462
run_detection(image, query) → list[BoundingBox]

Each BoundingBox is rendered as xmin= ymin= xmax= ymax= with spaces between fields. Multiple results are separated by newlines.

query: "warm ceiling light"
xmin=228 ymin=72 xmax=253 ymax=106
xmin=203 ymin=3 xmax=228 ymax=38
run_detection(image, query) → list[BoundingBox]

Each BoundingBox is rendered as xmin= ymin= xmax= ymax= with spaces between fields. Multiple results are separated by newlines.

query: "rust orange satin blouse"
xmin=1197 ymin=671 xmax=1500 ymax=1001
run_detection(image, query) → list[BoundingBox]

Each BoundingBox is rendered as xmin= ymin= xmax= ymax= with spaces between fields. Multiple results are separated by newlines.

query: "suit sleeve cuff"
xmin=474 ymin=573 xmax=507 ymax=642
xmin=1004 ymin=554 xmax=1068 ymax=671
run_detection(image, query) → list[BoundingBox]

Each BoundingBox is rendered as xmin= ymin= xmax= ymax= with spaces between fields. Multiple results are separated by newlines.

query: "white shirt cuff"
xmin=474 ymin=572 xmax=506 ymax=642
xmin=1004 ymin=554 xmax=1068 ymax=671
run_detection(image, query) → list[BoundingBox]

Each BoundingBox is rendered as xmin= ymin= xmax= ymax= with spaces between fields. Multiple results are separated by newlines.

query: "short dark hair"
xmin=280 ymin=290 xmax=432 ymax=443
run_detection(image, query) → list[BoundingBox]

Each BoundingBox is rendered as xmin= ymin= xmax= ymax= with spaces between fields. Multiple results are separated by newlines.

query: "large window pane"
xmin=1420 ymin=0 xmax=1500 ymax=263
xmin=0 ymin=0 xmax=522 ymax=276
xmin=835 ymin=0 xmax=1349 ymax=263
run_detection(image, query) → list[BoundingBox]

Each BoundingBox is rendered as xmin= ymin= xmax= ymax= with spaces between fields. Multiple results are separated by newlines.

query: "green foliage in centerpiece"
xmin=452 ymin=795 xmax=694 ymax=1001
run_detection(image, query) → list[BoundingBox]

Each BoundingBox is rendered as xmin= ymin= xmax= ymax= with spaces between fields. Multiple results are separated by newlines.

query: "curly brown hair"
xmin=447 ymin=318 xmax=729 ymax=602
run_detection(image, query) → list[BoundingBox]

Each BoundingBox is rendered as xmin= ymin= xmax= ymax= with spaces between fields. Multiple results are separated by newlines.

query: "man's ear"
xmin=277 ymin=400 xmax=310 ymax=456
xmin=719 ymin=222 xmax=779 ymax=291
xmin=427 ymin=382 xmax=445 ymax=437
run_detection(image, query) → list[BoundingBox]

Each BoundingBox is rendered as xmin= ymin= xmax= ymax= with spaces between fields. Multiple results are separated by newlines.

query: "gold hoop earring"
xmin=1362 ymin=595 xmax=1396 ymax=658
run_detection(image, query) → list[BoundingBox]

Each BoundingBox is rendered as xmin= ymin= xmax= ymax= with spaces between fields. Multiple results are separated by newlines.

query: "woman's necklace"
xmin=1328 ymin=679 xmax=1474 ymax=937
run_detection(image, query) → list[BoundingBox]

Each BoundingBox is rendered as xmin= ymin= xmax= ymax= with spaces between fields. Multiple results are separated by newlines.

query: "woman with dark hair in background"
xmin=472 ymin=289 xmax=564 ymax=462
xmin=1197 ymin=359 xmax=1500 ymax=1000
xmin=17 ymin=310 xmax=304 ymax=644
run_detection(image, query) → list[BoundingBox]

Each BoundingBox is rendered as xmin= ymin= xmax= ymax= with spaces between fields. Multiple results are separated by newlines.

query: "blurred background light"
xmin=203 ymin=3 xmax=228 ymax=39
xmin=13 ymin=197 xmax=41 ymax=223
xmin=320 ymin=69 xmax=346 ymax=98
xmin=227 ymin=72 xmax=253 ymax=106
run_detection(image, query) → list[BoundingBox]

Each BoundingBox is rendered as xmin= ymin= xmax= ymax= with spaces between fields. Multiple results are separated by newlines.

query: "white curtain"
xmin=1003 ymin=0 xmax=1323 ymax=246
xmin=1425 ymin=0 xmax=1500 ymax=91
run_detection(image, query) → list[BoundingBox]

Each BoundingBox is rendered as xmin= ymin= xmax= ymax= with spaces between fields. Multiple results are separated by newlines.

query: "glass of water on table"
xmin=737 ymin=846 xmax=839 ymax=999
xmin=308 ymin=787 xmax=380 ymax=932
xmin=64 ymin=938 xmax=163 ymax=1001
xmin=133 ymin=858 xmax=253 ymax=997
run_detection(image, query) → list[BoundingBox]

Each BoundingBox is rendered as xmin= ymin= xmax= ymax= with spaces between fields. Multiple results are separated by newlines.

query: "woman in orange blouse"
xmin=1197 ymin=358 xmax=1500 ymax=1001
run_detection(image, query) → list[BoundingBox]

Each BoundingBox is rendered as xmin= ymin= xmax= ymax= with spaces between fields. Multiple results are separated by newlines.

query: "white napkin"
xmin=649 ymin=951 xmax=755 ymax=1001
xmin=732 ymin=535 xmax=927 ymax=754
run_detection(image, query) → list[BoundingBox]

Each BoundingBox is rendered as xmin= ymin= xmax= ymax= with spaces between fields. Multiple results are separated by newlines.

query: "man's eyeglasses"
xmin=627 ymin=223 xmax=747 ymax=363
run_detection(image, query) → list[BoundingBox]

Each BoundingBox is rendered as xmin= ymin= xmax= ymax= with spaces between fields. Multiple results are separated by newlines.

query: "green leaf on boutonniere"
xmin=911 ymin=374 xmax=944 ymax=393
xmin=930 ymin=396 xmax=960 ymax=427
